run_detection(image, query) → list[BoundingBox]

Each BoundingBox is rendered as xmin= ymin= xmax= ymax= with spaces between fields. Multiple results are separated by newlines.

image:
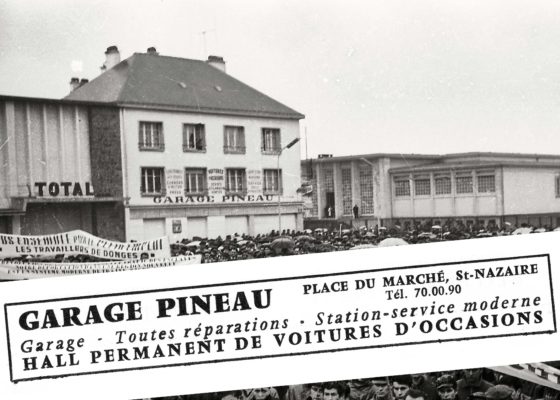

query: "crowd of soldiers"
xmin=141 ymin=367 xmax=560 ymax=400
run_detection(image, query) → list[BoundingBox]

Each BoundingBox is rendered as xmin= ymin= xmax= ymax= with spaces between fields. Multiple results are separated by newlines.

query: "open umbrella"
xmin=431 ymin=225 xmax=442 ymax=230
xmin=378 ymin=238 xmax=408 ymax=247
xmin=295 ymin=235 xmax=314 ymax=242
xmin=418 ymin=232 xmax=437 ymax=239
xmin=512 ymin=227 xmax=533 ymax=235
xmin=185 ymin=241 xmax=201 ymax=247
xmin=271 ymin=237 xmax=295 ymax=250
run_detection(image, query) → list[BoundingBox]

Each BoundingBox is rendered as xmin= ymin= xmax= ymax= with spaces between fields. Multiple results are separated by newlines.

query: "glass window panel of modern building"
xmin=455 ymin=172 xmax=474 ymax=194
xmin=185 ymin=168 xmax=207 ymax=195
xmin=223 ymin=126 xmax=245 ymax=154
xmin=141 ymin=167 xmax=165 ymax=195
xmin=263 ymin=169 xmax=282 ymax=194
xmin=225 ymin=169 xmax=247 ymax=194
xmin=183 ymin=123 xmax=206 ymax=152
xmin=261 ymin=128 xmax=281 ymax=153
xmin=414 ymin=175 xmax=431 ymax=196
xmin=477 ymin=171 xmax=495 ymax=193
xmin=342 ymin=167 xmax=352 ymax=215
xmin=394 ymin=176 xmax=411 ymax=197
xmin=435 ymin=173 xmax=452 ymax=195
xmin=359 ymin=167 xmax=374 ymax=214
xmin=138 ymin=121 xmax=164 ymax=150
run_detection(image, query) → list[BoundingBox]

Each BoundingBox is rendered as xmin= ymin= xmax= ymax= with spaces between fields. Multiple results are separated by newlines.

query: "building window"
xmin=342 ymin=168 xmax=352 ymax=215
xmin=394 ymin=176 xmax=410 ymax=197
xmin=455 ymin=172 xmax=473 ymax=194
xmin=185 ymin=168 xmax=207 ymax=195
xmin=477 ymin=172 xmax=495 ymax=193
xmin=556 ymin=175 xmax=560 ymax=198
xmin=414 ymin=175 xmax=431 ymax=196
xmin=223 ymin=126 xmax=245 ymax=154
xmin=138 ymin=122 xmax=164 ymax=151
xmin=322 ymin=168 xmax=334 ymax=191
xmin=261 ymin=128 xmax=281 ymax=154
xmin=141 ymin=167 xmax=165 ymax=195
xmin=183 ymin=124 xmax=206 ymax=152
xmin=359 ymin=167 xmax=374 ymax=214
xmin=434 ymin=174 xmax=451 ymax=195
xmin=225 ymin=169 xmax=246 ymax=194
xmin=263 ymin=169 xmax=282 ymax=194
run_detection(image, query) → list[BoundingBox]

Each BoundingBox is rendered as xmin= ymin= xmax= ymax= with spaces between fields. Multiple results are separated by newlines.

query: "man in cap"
xmin=436 ymin=375 xmax=457 ymax=400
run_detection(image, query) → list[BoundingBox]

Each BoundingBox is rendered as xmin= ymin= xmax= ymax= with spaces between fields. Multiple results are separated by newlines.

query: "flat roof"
xmin=301 ymin=153 xmax=440 ymax=163
xmin=303 ymin=151 xmax=560 ymax=164
xmin=390 ymin=161 xmax=560 ymax=173
xmin=0 ymin=93 xmax=118 ymax=107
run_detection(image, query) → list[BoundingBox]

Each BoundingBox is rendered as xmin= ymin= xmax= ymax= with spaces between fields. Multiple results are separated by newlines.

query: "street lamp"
xmin=277 ymin=138 xmax=300 ymax=234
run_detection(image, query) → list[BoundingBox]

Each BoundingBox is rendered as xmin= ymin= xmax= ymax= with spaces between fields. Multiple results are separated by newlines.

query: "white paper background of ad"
xmin=0 ymin=232 xmax=558 ymax=400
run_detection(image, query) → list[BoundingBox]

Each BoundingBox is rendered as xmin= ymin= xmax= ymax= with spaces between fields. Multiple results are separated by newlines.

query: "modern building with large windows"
xmin=302 ymin=152 xmax=560 ymax=229
xmin=66 ymin=47 xmax=305 ymax=241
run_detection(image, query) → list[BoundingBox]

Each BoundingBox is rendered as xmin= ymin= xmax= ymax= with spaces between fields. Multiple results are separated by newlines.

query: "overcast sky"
xmin=1 ymin=0 xmax=560 ymax=158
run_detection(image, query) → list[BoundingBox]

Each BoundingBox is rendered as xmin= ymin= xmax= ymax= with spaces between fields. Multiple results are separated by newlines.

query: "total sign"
xmin=34 ymin=182 xmax=94 ymax=197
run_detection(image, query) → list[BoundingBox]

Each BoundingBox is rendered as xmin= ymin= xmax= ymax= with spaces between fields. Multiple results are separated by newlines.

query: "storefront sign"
xmin=208 ymin=168 xmax=225 ymax=197
xmin=153 ymin=194 xmax=276 ymax=204
xmin=0 ymin=231 xmax=170 ymax=260
xmin=247 ymin=169 xmax=263 ymax=195
xmin=34 ymin=182 xmax=94 ymax=197
xmin=172 ymin=219 xmax=182 ymax=234
xmin=165 ymin=169 xmax=184 ymax=197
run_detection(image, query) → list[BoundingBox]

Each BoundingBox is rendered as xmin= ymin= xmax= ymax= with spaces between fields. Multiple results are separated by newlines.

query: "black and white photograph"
xmin=2 ymin=1 xmax=560 ymax=399
xmin=133 ymin=364 xmax=560 ymax=400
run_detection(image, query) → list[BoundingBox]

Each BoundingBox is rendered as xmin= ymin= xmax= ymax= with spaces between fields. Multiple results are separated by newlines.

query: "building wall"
xmin=122 ymin=108 xmax=302 ymax=240
xmin=0 ymin=100 xmax=92 ymax=202
xmin=503 ymin=167 xmax=560 ymax=215
xmin=0 ymin=99 xmax=127 ymax=238
xmin=89 ymin=107 xmax=123 ymax=198
xmin=391 ymin=168 xmax=501 ymax=219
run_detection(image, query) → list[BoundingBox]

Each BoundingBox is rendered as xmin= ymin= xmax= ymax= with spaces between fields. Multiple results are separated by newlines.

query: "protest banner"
xmin=0 ymin=255 xmax=201 ymax=280
xmin=0 ymin=230 xmax=171 ymax=261
xmin=0 ymin=233 xmax=560 ymax=399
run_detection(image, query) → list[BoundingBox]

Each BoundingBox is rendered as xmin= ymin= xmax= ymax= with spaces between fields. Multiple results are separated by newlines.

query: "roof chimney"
xmin=147 ymin=47 xmax=159 ymax=55
xmin=101 ymin=45 xmax=121 ymax=72
xmin=69 ymin=77 xmax=80 ymax=92
xmin=206 ymin=55 xmax=226 ymax=73
xmin=79 ymin=78 xmax=89 ymax=87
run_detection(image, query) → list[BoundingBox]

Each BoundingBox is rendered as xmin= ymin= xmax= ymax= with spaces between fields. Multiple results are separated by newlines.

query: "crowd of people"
xmin=170 ymin=223 xmax=554 ymax=263
xmin=142 ymin=367 xmax=560 ymax=400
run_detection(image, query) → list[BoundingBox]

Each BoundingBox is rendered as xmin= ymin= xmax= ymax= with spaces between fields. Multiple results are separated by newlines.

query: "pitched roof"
xmin=64 ymin=53 xmax=304 ymax=120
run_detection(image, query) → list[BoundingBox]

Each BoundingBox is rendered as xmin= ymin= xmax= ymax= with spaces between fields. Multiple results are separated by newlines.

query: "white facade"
xmin=121 ymin=108 xmax=303 ymax=241
xmin=302 ymin=153 xmax=560 ymax=229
